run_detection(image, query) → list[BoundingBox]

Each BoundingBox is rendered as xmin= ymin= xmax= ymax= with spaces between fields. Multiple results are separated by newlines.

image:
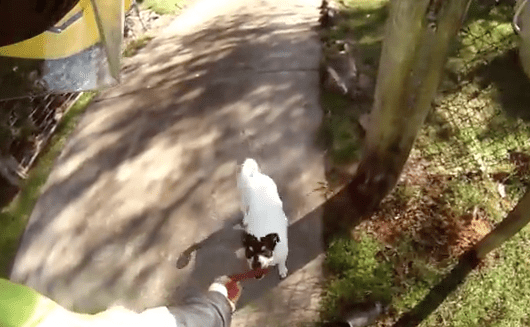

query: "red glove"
xmin=209 ymin=268 xmax=270 ymax=311
xmin=209 ymin=276 xmax=242 ymax=311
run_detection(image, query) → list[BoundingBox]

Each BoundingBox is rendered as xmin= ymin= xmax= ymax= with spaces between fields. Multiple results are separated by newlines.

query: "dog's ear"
xmin=242 ymin=233 xmax=257 ymax=247
xmin=242 ymin=232 xmax=250 ymax=246
xmin=271 ymin=233 xmax=280 ymax=244
xmin=262 ymin=233 xmax=280 ymax=249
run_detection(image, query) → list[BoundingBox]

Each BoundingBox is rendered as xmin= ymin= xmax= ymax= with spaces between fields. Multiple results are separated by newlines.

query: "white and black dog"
xmin=237 ymin=158 xmax=289 ymax=279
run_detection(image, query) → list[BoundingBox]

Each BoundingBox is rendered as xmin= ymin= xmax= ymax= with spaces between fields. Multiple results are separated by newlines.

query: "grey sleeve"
xmin=167 ymin=291 xmax=233 ymax=327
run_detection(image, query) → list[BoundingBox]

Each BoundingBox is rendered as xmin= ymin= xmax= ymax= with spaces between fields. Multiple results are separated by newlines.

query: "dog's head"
xmin=242 ymin=232 xmax=280 ymax=272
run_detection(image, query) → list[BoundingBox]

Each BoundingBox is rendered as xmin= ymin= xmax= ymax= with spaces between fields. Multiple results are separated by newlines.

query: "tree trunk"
xmin=346 ymin=0 xmax=472 ymax=216
xmin=393 ymin=188 xmax=530 ymax=327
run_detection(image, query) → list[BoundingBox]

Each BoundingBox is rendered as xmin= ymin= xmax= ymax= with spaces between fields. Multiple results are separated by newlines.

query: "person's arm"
xmin=1 ymin=276 xmax=240 ymax=327
xmin=167 ymin=276 xmax=241 ymax=327
xmin=167 ymin=291 xmax=233 ymax=327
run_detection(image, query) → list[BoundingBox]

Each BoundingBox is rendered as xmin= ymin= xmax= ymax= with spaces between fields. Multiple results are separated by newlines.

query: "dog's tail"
xmin=241 ymin=158 xmax=260 ymax=179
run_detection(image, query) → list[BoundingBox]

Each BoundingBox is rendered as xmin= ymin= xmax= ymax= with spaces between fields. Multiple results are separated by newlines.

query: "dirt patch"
xmin=358 ymin=157 xmax=493 ymax=267
xmin=509 ymin=151 xmax=530 ymax=177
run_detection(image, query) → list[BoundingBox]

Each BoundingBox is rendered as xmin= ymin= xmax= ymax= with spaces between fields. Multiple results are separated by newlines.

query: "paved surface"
xmin=10 ymin=0 xmax=326 ymax=325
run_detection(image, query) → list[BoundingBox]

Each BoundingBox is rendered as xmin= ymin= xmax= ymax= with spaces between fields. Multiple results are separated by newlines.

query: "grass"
xmin=318 ymin=0 xmax=388 ymax=165
xmin=321 ymin=225 xmax=530 ymax=326
xmin=322 ymin=0 xmax=387 ymax=68
xmin=0 ymin=92 xmax=96 ymax=278
xmin=123 ymin=35 xmax=154 ymax=57
xmin=321 ymin=234 xmax=445 ymax=325
xmin=319 ymin=0 xmax=530 ymax=326
xmin=138 ymin=0 xmax=185 ymax=15
xmin=422 ymin=228 xmax=530 ymax=327
xmin=318 ymin=92 xmax=364 ymax=164
xmin=321 ymin=235 xmax=394 ymax=321
xmin=123 ymin=0 xmax=189 ymax=57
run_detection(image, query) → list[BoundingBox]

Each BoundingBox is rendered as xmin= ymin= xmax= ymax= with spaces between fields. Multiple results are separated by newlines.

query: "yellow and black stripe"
xmin=0 ymin=0 xmax=132 ymax=59
xmin=0 ymin=0 xmax=132 ymax=100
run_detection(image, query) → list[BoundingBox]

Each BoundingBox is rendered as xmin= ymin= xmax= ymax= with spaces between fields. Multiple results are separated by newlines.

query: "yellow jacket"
xmin=0 ymin=278 xmax=176 ymax=327
xmin=0 ymin=278 xmax=234 ymax=327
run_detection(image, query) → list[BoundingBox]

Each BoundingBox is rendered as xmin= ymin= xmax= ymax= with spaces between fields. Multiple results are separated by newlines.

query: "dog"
xmin=237 ymin=158 xmax=289 ymax=279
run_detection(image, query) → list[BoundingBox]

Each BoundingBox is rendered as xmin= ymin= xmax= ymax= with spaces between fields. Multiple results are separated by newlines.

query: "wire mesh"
xmin=0 ymin=92 xmax=81 ymax=178
xmin=411 ymin=3 xmax=530 ymax=186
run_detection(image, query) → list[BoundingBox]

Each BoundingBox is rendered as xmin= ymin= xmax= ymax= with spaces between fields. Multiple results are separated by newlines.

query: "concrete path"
xmin=10 ymin=0 xmax=326 ymax=325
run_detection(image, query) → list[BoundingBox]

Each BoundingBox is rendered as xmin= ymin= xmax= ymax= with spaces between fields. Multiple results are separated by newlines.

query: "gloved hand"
xmin=209 ymin=275 xmax=242 ymax=311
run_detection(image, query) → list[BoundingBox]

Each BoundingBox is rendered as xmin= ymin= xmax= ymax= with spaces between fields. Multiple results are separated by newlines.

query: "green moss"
xmin=0 ymin=92 xmax=96 ymax=278
xmin=123 ymin=35 xmax=154 ymax=57
xmin=321 ymin=235 xmax=394 ymax=320
xmin=138 ymin=0 xmax=185 ymax=15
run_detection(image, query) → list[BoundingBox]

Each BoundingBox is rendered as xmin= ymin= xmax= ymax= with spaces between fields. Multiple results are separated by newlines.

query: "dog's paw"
xmin=233 ymin=224 xmax=245 ymax=231
xmin=279 ymin=268 xmax=288 ymax=280
xmin=235 ymin=248 xmax=246 ymax=260
xmin=232 ymin=218 xmax=247 ymax=231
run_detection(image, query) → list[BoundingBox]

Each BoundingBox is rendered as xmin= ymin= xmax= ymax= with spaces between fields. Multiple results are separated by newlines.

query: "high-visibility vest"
xmin=0 ymin=278 xmax=176 ymax=327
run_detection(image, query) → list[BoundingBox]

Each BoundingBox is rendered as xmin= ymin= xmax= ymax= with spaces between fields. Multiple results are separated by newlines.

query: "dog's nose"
xmin=251 ymin=260 xmax=261 ymax=270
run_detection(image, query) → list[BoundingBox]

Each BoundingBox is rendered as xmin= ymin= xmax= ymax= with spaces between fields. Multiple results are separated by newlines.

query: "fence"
xmin=0 ymin=2 xmax=165 ymax=208
xmin=0 ymin=92 xmax=81 ymax=203
xmin=410 ymin=2 xmax=530 ymax=186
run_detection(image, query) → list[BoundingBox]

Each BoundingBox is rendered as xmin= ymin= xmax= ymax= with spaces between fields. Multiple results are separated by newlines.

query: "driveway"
xmin=10 ymin=0 xmax=326 ymax=325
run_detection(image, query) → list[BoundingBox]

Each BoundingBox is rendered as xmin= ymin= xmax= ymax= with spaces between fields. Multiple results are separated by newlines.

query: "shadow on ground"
xmin=474 ymin=48 xmax=530 ymax=122
xmin=10 ymin=4 xmax=326 ymax=325
xmin=170 ymin=183 xmax=365 ymax=326
xmin=174 ymin=203 xmax=325 ymax=307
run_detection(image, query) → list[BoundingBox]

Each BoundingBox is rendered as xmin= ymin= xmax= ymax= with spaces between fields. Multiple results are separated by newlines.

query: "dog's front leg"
xmin=278 ymin=260 xmax=288 ymax=280
xmin=233 ymin=217 xmax=248 ymax=231
xmin=240 ymin=211 xmax=249 ymax=228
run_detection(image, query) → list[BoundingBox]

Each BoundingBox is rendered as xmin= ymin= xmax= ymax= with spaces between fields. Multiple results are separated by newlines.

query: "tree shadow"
xmin=433 ymin=46 xmax=530 ymax=157
xmin=444 ymin=1 xmax=517 ymax=83
xmin=166 ymin=181 xmax=366 ymax=327
xmin=318 ymin=3 xmax=387 ymax=189
xmin=9 ymin=5 xmax=326 ymax=323
xmin=473 ymin=48 xmax=530 ymax=122
xmin=170 ymin=204 xmax=325 ymax=305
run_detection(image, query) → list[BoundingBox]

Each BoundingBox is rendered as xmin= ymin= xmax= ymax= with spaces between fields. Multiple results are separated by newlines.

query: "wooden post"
xmin=394 ymin=188 xmax=530 ymax=326
xmin=346 ymin=0 xmax=473 ymax=216
xmin=515 ymin=0 xmax=530 ymax=78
